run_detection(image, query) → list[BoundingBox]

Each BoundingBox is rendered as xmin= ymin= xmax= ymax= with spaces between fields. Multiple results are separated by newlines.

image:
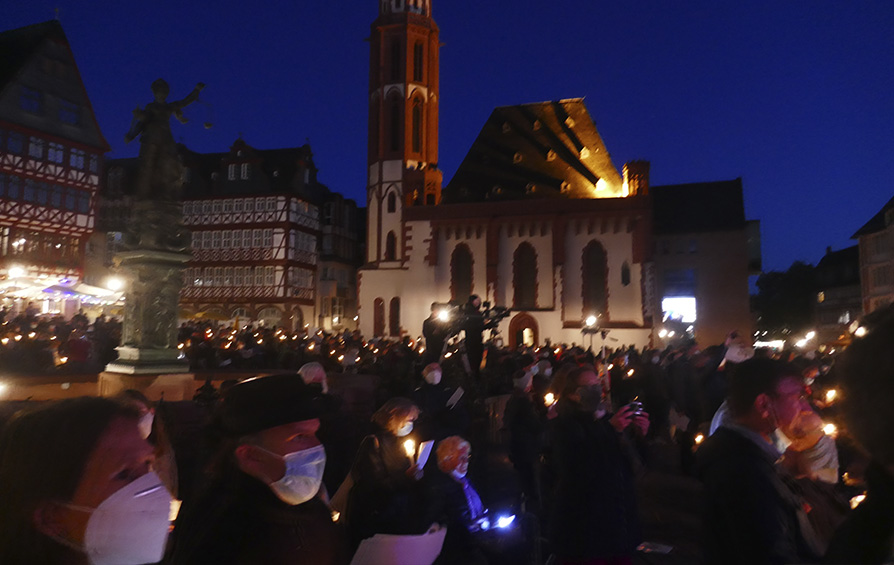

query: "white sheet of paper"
xmin=350 ymin=528 xmax=447 ymax=565
xmin=416 ymin=440 xmax=434 ymax=469
xmin=446 ymin=387 xmax=464 ymax=408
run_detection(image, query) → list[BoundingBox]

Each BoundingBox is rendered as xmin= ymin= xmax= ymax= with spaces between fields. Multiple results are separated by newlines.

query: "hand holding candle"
xmin=403 ymin=439 xmax=416 ymax=464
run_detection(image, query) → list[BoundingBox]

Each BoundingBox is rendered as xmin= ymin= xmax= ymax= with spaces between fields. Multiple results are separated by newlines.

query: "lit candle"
xmin=403 ymin=439 xmax=416 ymax=462
xmin=544 ymin=393 xmax=556 ymax=406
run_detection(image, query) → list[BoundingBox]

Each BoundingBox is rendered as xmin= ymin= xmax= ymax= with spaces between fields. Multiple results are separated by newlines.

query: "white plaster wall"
xmin=498 ymin=223 xmax=553 ymax=309
xmin=381 ymin=184 xmax=403 ymax=261
xmin=562 ymin=222 xmax=644 ymax=325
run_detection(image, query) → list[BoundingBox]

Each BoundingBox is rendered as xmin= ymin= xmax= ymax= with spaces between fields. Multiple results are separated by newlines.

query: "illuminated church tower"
xmin=366 ymin=0 xmax=442 ymax=265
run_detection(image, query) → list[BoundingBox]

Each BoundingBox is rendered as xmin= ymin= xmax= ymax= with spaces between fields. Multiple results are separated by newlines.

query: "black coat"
xmin=345 ymin=432 xmax=430 ymax=546
xmin=548 ymin=401 xmax=641 ymax=560
xmin=694 ymin=426 xmax=821 ymax=565
xmin=168 ymin=465 xmax=349 ymax=565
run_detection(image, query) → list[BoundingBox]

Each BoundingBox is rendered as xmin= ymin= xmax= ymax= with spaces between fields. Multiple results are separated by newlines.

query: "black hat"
xmin=219 ymin=373 xmax=322 ymax=436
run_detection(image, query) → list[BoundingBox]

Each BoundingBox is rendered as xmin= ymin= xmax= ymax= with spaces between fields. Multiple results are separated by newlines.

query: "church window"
xmin=374 ymin=298 xmax=386 ymax=337
xmin=389 ymin=99 xmax=401 ymax=152
xmin=385 ymin=231 xmax=397 ymax=261
xmin=389 ymin=297 xmax=401 ymax=336
xmin=412 ymin=99 xmax=423 ymax=153
xmin=387 ymin=192 xmax=396 ymax=213
xmin=513 ymin=242 xmax=537 ymax=310
xmin=413 ymin=42 xmax=424 ymax=82
xmin=390 ymin=38 xmax=401 ymax=81
xmin=582 ymin=241 xmax=608 ymax=317
xmin=450 ymin=244 xmax=473 ymax=302
xmin=621 ymin=261 xmax=631 ymax=286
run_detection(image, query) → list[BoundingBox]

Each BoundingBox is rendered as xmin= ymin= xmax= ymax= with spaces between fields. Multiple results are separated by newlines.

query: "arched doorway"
xmin=508 ymin=312 xmax=538 ymax=350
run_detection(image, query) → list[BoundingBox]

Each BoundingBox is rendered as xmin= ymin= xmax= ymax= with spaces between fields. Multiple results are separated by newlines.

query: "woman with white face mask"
xmin=344 ymin=397 xmax=430 ymax=549
xmin=0 ymin=397 xmax=172 ymax=565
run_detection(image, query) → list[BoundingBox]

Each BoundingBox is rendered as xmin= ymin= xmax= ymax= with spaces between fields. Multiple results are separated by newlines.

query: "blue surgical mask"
xmin=257 ymin=445 xmax=326 ymax=505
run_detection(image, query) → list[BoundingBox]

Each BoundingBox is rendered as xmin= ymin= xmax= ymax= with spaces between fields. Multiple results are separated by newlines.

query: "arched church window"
xmin=513 ymin=242 xmax=537 ymax=310
xmin=412 ymin=99 xmax=423 ymax=153
xmin=387 ymin=192 xmax=396 ymax=213
xmin=374 ymin=298 xmax=385 ymax=337
xmin=389 ymin=297 xmax=401 ymax=336
xmin=390 ymin=99 xmax=401 ymax=152
xmin=450 ymin=244 xmax=473 ymax=301
xmin=385 ymin=231 xmax=397 ymax=261
xmin=621 ymin=261 xmax=631 ymax=286
xmin=583 ymin=240 xmax=608 ymax=318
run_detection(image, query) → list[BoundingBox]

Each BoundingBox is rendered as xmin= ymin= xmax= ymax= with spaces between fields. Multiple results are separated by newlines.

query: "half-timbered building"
xmin=0 ymin=21 xmax=110 ymax=315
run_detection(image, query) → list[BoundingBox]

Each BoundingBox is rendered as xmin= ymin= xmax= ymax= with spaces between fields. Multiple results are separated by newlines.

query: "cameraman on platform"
xmin=462 ymin=295 xmax=485 ymax=379
xmin=423 ymin=303 xmax=450 ymax=365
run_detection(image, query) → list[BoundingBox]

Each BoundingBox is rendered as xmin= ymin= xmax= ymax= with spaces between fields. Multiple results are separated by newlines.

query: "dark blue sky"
xmin=8 ymin=1 xmax=894 ymax=272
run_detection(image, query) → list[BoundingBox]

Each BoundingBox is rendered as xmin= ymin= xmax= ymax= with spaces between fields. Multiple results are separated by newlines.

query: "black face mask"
xmin=576 ymin=384 xmax=602 ymax=413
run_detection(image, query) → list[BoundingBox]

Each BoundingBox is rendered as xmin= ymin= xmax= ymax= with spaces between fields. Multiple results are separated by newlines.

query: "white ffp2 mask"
xmin=65 ymin=471 xmax=172 ymax=565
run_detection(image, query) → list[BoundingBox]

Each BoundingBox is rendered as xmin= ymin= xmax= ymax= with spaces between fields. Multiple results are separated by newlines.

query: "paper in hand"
xmin=446 ymin=387 xmax=464 ymax=409
xmin=416 ymin=440 xmax=434 ymax=469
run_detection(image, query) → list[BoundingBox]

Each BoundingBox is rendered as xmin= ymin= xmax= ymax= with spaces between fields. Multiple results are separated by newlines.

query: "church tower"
xmin=366 ymin=0 xmax=442 ymax=264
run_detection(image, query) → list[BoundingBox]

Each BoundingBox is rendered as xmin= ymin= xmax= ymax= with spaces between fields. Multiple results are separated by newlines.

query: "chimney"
xmin=623 ymin=160 xmax=650 ymax=196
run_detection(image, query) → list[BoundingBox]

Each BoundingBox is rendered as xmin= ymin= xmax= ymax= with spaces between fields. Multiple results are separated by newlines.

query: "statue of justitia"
xmin=125 ymin=79 xmax=204 ymax=201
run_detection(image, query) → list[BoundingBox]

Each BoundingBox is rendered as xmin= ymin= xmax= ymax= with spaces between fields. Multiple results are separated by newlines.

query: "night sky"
xmin=7 ymin=1 xmax=893 ymax=273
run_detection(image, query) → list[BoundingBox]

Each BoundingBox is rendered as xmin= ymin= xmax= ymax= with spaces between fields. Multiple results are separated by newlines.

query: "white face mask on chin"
xmin=63 ymin=471 xmax=172 ymax=565
xmin=424 ymin=370 xmax=442 ymax=385
xmin=258 ymin=444 xmax=327 ymax=506
xmin=395 ymin=421 xmax=414 ymax=437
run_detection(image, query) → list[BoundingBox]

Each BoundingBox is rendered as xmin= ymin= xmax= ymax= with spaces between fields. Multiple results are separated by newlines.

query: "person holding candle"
xmin=344 ymin=397 xmax=429 ymax=548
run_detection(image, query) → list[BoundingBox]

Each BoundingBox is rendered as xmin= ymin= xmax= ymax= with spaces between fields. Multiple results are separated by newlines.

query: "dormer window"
xmin=228 ymin=164 xmax=236 ymax=180
xmin=240 ymin=163 xmax=250 ymax=180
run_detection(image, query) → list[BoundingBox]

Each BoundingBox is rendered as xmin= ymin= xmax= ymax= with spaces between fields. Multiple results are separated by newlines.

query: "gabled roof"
xmin=651 ymin=179 xmax=745 ymax=234
xmin=0 ymin=20 xmax=67 ymax=92
xmin=852 ymin=195 xmax=894 ymax=238
xmin=443 ymin=98 xmax=623 ymax=203
xmin=0 ymin=20 xmax=109 ymax=152
xmin=816 ymin=245 xmax=859 ymax=287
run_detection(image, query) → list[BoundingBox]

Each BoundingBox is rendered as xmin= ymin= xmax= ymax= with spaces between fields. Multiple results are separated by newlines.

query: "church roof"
xmin=852 ymin=195 xmax=894 ymax=238
xmin=443 ymin=98 xmax=623 ymax=203
xmin=651 ymin=179 xmax=745 ymax=234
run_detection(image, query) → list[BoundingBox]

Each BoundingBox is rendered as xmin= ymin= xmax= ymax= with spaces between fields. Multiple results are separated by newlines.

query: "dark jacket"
xmin=412 ymin=383 xmax=470 ymax=442
xmin=694 ymin=426 xmax=821 ymax=565
xmin=168 ymin=465 xmax=348 ymax=565
xmin=548 ymin=400 xmax=641 ymax=560
xmin=823 ymin=461 xmax=894 ymax=564
xmin=345 ymin=432 xmax=429 ymax=546
xmin=504 ymin=389 xmax=545 ymax=465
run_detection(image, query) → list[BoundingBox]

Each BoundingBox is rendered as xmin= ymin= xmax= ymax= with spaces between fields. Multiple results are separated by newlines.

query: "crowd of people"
xmin=0 ymin=304 xmax=121 ymax=374
xmin=0 ymin=299 xmax=893 ymax=564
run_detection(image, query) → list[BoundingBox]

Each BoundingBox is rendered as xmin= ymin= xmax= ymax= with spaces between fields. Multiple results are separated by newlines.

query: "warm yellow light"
xmin=308 ymin=343 xmax=315 ymax=350
xmin=403 ymin=439 xmax=416 ymax=460
xmin=330 ymin=349 xmax=336 ymax=355
xmin=331 ymin=511 xmax=341 ymax=522
xmin=14 ymin=335 xmax=22 ymax=341
xmin=0 ymin=382 xmax=7 ymax=397
xmin=444 ymin=352 xmax=452 ymax=358
xmin=59 ymin=356 xmax=68 ymax=363
xmin=805 ymin=331 xmax=816 ymax=340
xmin=28 ymin=332 xmax=35 ymax=339
xmin=694 ymin=433 xmax=705 ymax=445
xmin=338 ymin=355 xmax=344 ymax=362
xmin=544 ymin=393 xmax=556 ymax=406
xmin=106 ymin=277 xmax=124 ymax=291
xmin=627 ymin=369 xmax=635 ymax=377
xmin=437 ymin=309 xmax=450 ymax=322
xmin=849 ymin=494 xmax=866 ymax=509
xmin=8 ymin=266 xmax=25 ymax=278
xmin=825 ymin=389 xmax=837 ymax=403
xmin=823 ymin=423 xmax=837 ymax=436
xmin=1 ymin=338 xmax=8 ymax=345
xmin=658 ymin=329 xmax=668 ymax=338
xmin=585 ymin=315 xmax=597 ymax=327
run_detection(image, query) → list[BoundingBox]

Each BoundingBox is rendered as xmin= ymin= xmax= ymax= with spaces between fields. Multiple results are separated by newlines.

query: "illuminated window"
xmin=47 ymin=143 xmax=64 ymax=164
xmin=69 ymin=148 xmax=85 ymax=169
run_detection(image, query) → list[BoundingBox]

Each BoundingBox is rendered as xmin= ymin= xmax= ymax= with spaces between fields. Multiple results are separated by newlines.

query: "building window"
xmin=222 ymin=230 xmax=232 ymax=248
xmin=450 ymin=243 xmax=473 ymax=302
xmin=234 ymin=199 xmax=243 ymax=213
xmin=384 ymin=231 xmax=397 ymax=261
xmin=241 ymin=163 xmax=250 ymax=180
xmin=20 ymin=87 xmax=42 ymax=113
xmin=58 ymin=100 xmax=79 ymax=124
xmin=242 ymin=229 xmax=251 ymax=248
xmin=263 ymin=229 xmax=273 ymax=247
xmin=212 ymin=231 xmax=221 ymax=249
xmin=412 ymin=99 xmax=422 ymax=153
xmin=212 ymin=201 xmax=221 ymax=214
xmin=224 ymin=267 xmax=233 ymax=286
xmin=387 ymin=192 xmax=396 ymax=213
xmin=70 ymin=148 xmax=85 ymax=169
xmin=374 ymin=297 xmax=386 ymax=337
xmin=390 ymin=99 xmax=401 ymax=152
xmin=244 ymin=199 xmax=254 ymax=213
xmin=582 ymin=241 xmax=609 ymax=317
xmin=413 ymin=42 xmax=424 ymax=82
xmin=228 ymin=164 xmax=236 ymax=180
xmin=47 ymin=142 xmax=64 ymax=164
xmin=28 ymin=137 xmax=44 ymax=160
xmin=389 ymin=297 xmax=401 ymax=336
xmin=6 ymin=132 xmax=24 ymax=155
xmin=621 ymin=261 xmax=631 ymax=287
xmin=223 ymin=200 xmax=232 ymax=213
xmin=265 ymin=266 xmax=275 ymax=286
xmin=513 ymin=242 xmax=537 ymax=310
xmin=89 ymin=155 xmax=98 ymax=173
xmin=253 ymin=229 xmax=263 ymax=247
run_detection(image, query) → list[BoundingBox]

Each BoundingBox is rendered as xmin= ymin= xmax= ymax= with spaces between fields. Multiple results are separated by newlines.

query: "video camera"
xmin=430 ymin=301 xmax=511 ymax=339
